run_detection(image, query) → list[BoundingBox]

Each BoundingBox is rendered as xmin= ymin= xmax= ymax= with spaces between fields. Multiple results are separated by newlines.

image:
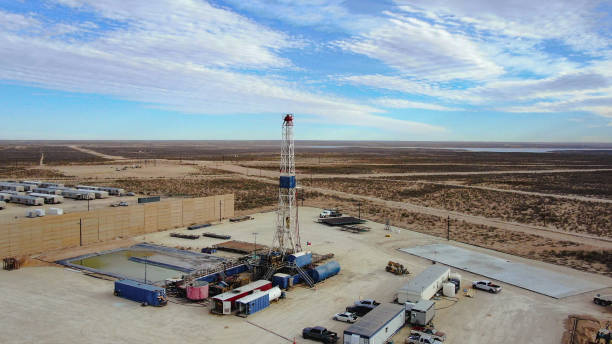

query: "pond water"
xmin=70 ymin=249 xmax=184 ymax=283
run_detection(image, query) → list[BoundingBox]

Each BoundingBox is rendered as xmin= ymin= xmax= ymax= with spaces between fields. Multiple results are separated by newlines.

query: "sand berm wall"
xmin=0 ymin=194 xmax=234 ymax=259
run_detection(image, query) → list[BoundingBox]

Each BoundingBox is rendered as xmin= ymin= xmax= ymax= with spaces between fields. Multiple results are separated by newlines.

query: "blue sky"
xmin=0 ymin=0 xmax=611 ymax=141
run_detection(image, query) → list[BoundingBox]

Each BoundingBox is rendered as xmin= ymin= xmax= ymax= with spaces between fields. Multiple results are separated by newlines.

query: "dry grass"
xmin=0 ymin=167 xmax=66 ymax=179
xmin=304 ymin=194 xmax=612 ymax=277
xmin=107 ymin=178 xmax=277 ymax=211
xmin=302 ymin=178 xmax=612 ymax=237
xmin=386 ymin=171 xmax=612 ymax=199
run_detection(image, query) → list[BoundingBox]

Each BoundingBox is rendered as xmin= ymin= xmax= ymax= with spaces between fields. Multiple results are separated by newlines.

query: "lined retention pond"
xmin=60 ymin=243 xmax=228 ymax=284
xmin=69 ymin=249 xmax=184 ymax=284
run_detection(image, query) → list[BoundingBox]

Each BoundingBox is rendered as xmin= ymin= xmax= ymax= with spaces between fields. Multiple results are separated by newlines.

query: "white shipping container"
xmin=267 ymin=286 xmax=282 ymax=302
xmin=48 ymin=207 xmax=64 ymax=215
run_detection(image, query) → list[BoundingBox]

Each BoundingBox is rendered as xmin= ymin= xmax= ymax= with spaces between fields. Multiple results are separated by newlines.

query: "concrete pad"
xmin=400 ymin=244 xmax=609 ymax=298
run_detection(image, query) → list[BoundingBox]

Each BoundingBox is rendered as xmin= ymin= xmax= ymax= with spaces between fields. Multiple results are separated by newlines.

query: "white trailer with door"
xmin=398 ymin=265 xmax=450 ymax=303
xmin=343 ymin=303 xmax=405 ymax=344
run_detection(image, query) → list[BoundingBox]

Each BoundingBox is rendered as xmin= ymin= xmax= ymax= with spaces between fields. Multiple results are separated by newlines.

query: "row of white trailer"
xmin=343 ymin=266 xmax=460 ymax=344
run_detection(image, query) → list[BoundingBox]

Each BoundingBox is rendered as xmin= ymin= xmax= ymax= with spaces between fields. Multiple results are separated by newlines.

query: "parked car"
xmin=319 ymin=209 xmax=342 ymax=218
xmin=594 ymin=294 xmax=612 ymax=306
xmin=110 ymin=202 xmax=120 ymax=207
xmin=302 ymin=326 xmax=338 ymax=343
xmin=333 ymin=312 xmax=357 ymax=323
xmin=119 ymin=201 xmax=129 ymax=207
xmin=346 ymin=305 xmax=374 ymax=317
xmin=405 ymin=334 xmax=443 ymax=344
xmin=472 ymin=280 xmax=502 ymax=293
xmin=355 ymin=299 xmax=380 ymax=309
xmin=411 ymin=326 xmax=446 ymax=342
xmin=126 ymin=192 xmax=136 ymax=196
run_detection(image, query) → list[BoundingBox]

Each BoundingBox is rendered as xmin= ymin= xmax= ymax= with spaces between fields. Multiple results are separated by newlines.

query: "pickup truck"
xmin=472 ymin=280 xmax=502 ymax=293
xmin=346 ymin=305 xmax=373 ymax=317
xmin=594 ymin=294 xmax=612 ymax=306
xmin=319 ymin=209 xmax=342 ymax=218
xmin=355 ymin=299 xmax=380 ymax=309
xmin=302 ymin=326 xmax=338 ymax=343
xmin=405 ymin=334 xmax=443 ymax=344
xmin=411 ymin=327 xmax=446 ymax=342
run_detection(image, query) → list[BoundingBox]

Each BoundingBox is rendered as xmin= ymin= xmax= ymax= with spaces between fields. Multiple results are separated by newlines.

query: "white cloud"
xmin=395 ymin=0 xmax=611 ymax=54
xmin=0 ymin=4 xmax=444 ymax=135
xmin=373 ymin=98 xmax=461 ymax=111
xmin=334 ymin=13 xmax=504 ymax=82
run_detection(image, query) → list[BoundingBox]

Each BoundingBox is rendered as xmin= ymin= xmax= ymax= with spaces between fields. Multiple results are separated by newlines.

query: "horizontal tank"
xmin=114 ymin=279 xmax=167 ymax=307
xmin=267 ymin=286 xmax=282 ymax=302
xmin=309 ymin=261 xmax=340 ymax=283
xmin=186 ymin=283 xmax=209 ymax=300
xmin=287 ymin=251 xmax=312 ymax=268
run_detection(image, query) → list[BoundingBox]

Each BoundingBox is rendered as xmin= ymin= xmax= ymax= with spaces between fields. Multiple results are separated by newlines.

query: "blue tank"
xmin=309 ymin=261 xmax=340 ymax=283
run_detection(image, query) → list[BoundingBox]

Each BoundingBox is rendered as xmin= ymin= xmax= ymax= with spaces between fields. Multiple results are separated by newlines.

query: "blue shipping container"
xmin=114 ymin=279 xmax=168 ymax=306
xmin=236 ymin=292 xmax=270 ymax=315
xmin=309 ymin=261 xmax=341 ymax=283
xmin=272 ymin=273 xmax=291 ymax=289
xmin=287 ymin=252 xmax=312 ymax=267
xmin=279 ymin=176 xmax=296 ymax=189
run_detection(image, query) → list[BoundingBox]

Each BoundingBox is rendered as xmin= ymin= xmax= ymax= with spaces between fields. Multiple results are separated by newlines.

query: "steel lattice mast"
xmin=272 ymin=114 xmax=301 ymax=255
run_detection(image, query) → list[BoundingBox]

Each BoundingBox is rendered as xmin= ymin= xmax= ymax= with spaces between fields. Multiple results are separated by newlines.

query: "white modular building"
xmin=343 ymin=303 xmax=405 ymax=344
xmin=397 ymin=265 xmax=451 ymax=303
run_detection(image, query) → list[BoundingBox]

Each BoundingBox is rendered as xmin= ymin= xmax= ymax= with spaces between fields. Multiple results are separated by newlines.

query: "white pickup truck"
xmin=405 ymin=334 xmax=443 ymax=344
xmin=473 ymin=280 xmax=502 ymax=293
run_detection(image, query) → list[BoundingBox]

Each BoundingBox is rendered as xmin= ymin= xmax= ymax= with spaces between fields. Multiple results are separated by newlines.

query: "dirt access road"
xmin=69 ymin=145 xmax=125 ymax=160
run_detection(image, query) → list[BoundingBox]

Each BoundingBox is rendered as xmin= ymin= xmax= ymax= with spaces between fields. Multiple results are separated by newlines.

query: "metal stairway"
xmin=294 ymin=264 xmax=314 ymax=288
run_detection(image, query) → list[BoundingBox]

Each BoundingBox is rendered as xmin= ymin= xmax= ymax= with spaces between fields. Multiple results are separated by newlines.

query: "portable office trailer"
xmin=0 ymin=193 xmax=11 ymax=202
xmin=39 ymin=182 xmax=64 ymax=188
xmin=76 ymin=185 xmax=100 ymax=191
xmin=0 ymin=183 xmax=25 ymax=192
xmin=343 ymin=303 xmax=405 ymax=344
xmin=397 ymin=265 xmax=450 ymax=303
xmin=11 ymin=194 xmax=44 ymax=206
xmin=28 ymin=193 xmax=63 ymax=204
xmin=236 ymin=291 xmax=270 ymax=315
xmin=61 ymin=189 xmax=95 ymax=200
xmin=409 ymin=300 xmax=435 ymax=326
xmin=212 ymin=280 xmax=272 ymax=314
xmin=32 ymin=187 xmax=63 ymax=195
xmin=20 ymin=180 xmax=41 ymax=186
xmin=114 ymin=279 xmax=168 ymax=306
xmin=97 ymin=186 xmax=124 ymax=196
xmin=13 ymin=183 xmax=37 ymax=191
xmin=90 ymin=190 xmax=109 ymax=199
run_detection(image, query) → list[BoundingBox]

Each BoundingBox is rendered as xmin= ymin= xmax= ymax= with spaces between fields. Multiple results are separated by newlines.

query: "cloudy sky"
xmin=1 ymin=0 xmax=611 ymax=141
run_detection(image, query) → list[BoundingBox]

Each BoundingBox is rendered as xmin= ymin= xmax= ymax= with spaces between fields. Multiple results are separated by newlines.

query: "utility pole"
xmin=219 ymin=200 xmax=222 ymax=222
xmin=447 ymin=216 xmax=450 ymax=241
xmin=79 ymin=219 xmax=82 ymax=246
xmin=144 ymin=255 xmax=148 ymax=284
xmin=358 ymin=202 xmax=362 ymax=220
xmin=87 ymin=199 xmax=90 ymax=211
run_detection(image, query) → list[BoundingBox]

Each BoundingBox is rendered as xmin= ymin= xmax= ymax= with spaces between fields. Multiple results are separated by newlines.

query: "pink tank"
xmin=186 ymin=284 xmax=209 ymax=300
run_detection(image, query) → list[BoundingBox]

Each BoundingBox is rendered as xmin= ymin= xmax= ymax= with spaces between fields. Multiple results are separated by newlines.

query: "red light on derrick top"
xmin=283 ymin=114 xmax=293 ymax=125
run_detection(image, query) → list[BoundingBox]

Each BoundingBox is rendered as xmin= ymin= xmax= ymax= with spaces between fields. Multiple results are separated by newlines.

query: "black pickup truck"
xmin=302 ymin=326 xmax=339 ymax=343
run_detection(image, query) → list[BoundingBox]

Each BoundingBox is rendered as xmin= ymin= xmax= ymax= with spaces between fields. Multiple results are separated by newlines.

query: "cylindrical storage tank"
xmin=267 ymin=286 xmax=281 ymax=302
xmin=287 ymin=251 xmax=312 ymax=267
xmin=443 ymin=282 xmax=456 ymax=297
xmin=309 ymin=261 xmax=340 ymax=283
xmin=450 ymin=272 xmax=462 ymax=282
